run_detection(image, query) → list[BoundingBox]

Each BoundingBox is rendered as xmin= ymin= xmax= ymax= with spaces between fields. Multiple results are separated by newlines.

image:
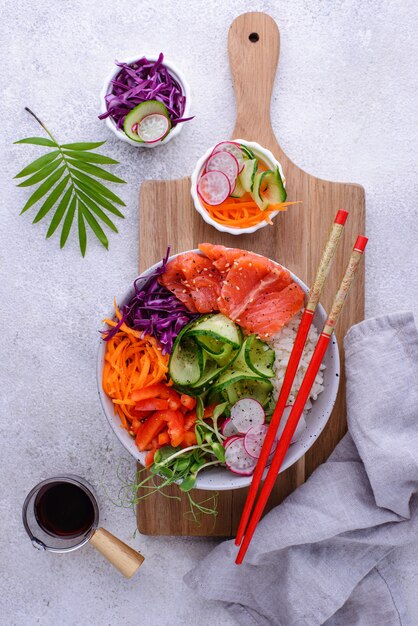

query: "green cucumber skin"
xmin=230 ymin=177 xmax=246 ymax=198
xmin=255 ymin=167 xmax=287 ymax=209
xmin=244 ymin=334 xmax=275 ymax=378
xmin=241 ymin=145 xmax=255 ymax=160
xmin=123 ymin=100 xmax=171 ymax=142
xmin=239 ymin=159 xmax=258 ymax=193
xmin=170 ymin=314 xmax=243 ymax=395
xmin=169 ymin=335 xmax=203 ymax=387
xmin=187 ymin=313 xmax=241 ymax=349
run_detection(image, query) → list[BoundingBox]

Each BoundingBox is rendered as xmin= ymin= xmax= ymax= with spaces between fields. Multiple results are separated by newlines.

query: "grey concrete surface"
xmin=1 ymin=0 xmax=417 ymax=624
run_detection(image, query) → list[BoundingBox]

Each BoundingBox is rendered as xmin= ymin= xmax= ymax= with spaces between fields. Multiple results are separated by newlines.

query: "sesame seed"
xmin=236 ymin=286 xmax=240 ymax=291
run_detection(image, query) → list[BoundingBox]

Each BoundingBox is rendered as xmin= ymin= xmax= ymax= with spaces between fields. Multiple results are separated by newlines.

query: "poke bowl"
xmin=191 ymin=140 xmax=291 ymax=235
xmin=97 ymin=244 xmax=340 ymax=491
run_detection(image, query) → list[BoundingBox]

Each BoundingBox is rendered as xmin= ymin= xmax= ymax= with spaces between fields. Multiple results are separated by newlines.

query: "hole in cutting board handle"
xmin=248 ymin=32 xmax=259 ymax=43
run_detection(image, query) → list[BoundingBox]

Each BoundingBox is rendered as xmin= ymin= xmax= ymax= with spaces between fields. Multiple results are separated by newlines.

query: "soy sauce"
xmin=34 ymin=482 xmax=95 ymax=538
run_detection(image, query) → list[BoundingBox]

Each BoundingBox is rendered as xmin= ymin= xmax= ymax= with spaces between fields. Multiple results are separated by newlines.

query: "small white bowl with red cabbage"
xmin=99 ymin=53 xmax=192 ymax=147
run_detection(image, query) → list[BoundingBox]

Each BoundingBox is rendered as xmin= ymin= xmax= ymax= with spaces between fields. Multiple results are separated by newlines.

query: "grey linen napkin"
xmin=184 ymin=313 xmax=418 ymax=626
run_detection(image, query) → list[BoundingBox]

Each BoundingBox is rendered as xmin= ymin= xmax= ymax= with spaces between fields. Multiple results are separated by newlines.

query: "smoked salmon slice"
xmin=237 ymin=283 xmax=305 ymax=338
xmin=161 ymin=244 xmax=305 ymax=335
xmin=159 ymin=252 xmax=222 ymax=314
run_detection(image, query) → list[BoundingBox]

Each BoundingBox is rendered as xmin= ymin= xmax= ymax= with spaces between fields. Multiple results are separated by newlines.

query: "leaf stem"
xmin=25 ymin=107 xmax=58 ymax=144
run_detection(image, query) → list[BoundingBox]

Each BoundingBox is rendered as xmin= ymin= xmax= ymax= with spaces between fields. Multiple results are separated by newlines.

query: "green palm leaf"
xmin=33 ymin=175 xmax=69 ymax=223
xmin=14 ymin=137 xmax=57 ymax=147
xmin=62 ymin=149 xmax=119 ymax=165
xmin=46 ymin=187 xmax=73 ymax=238
xmin=66 ymin=158 xmax=126 ymax=184
xmin=74 ymin=180 xmax=125 ymax=218
xmin=60 ymin=197 xmax=77 ymax=248
xmin=20 ymin=165 xmax=66 ymax=214
xmin=61 ymin=141 xmax=106 ymax=150
xmin=15 ymin=151 xmax=61 ymax=178
xmin=80 ymin=202 xmax=109 ymax=249
xmin=77 ymin=204 xmax=87 ymax=256
xmin=15 ymin=109 xmax=126 ymax=256
xmin=76 ymin=190 xmax=118 ymax=233
xmin=71 ymin=169 xmax=125 ymax=206
xmin=17 ymin=158 xmax=62 ymax=187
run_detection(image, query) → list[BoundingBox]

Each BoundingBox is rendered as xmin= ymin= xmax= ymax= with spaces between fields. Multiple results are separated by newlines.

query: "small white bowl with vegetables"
xmin=191 ymin=140 xmax=291 ymax=235
xmin=99 ymin=53 xmax=192 ymax=147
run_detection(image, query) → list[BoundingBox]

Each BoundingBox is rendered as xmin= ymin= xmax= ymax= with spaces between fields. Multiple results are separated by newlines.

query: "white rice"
xmin=267 ymin=311 xmax=325 ymax=415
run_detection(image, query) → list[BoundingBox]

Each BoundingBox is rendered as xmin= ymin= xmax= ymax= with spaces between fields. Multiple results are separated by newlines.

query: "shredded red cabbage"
xmin=102 ymin=248 xmax=199 ymax=354
xmin=99 ymin=53 xmax=193 ymax=130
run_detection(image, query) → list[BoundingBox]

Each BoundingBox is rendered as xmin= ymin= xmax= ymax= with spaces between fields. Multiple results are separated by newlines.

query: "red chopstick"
xmin=235 ymin=209 xmax=349 ymax=547
xmin=236 ymin=235 xmax=368 ymax=565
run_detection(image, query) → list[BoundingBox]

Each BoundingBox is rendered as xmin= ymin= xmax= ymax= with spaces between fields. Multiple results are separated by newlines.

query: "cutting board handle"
xmin=229 ymin=12 xmax=281 ymax=150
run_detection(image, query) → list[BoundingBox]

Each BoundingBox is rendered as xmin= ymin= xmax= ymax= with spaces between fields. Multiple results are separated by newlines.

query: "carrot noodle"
xmin=102 ymin=327 xmax=169 ymax=429
xmin=202 ymin=197 xmax=300 ymax=228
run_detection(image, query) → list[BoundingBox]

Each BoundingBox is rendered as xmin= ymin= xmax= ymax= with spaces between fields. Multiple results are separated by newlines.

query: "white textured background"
xmin=1 ymin=0 xmax=417 ymax=624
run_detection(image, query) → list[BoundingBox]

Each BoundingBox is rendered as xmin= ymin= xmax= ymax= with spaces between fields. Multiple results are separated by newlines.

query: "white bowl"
xmin=97 ymin=249 xmax=340 ymax=491
xmin=191 ymin=139 xmax=286 ymax=235
xmin=99 ymin=54 xmax=191 ymax=147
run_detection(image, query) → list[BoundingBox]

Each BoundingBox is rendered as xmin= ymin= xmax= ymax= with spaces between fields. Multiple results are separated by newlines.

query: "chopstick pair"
xmin=235 ymin=211 xmax=368 ymax=565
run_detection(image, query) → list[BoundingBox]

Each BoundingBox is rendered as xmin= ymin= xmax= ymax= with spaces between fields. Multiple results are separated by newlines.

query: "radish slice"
xmin=244 ymin=424 xmax=278 ymax=459
xmin=276 ymin=406 xmax=307 ymax=443
xmin=206 ymin=151 xmax=239 ymax=190
xmin=212 ymin=141 xmax=245 ymax=173
xmin=224 ymin=435 xmax=242 ymax=449
xmin=197 ymin=170 xmax=231 ymax=206
xmin=137 ymin=114 xmax=170 ymax=143
xmin=230 ymin=398 xmax=265 ymax=434
xmin=225 ymin=437 xmax=257 ymax=475
xmin=222 ymin=418 xmax=240 ymax=438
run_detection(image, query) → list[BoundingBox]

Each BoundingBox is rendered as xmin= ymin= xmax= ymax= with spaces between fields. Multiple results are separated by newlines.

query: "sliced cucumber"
xmin=230 ymin=177 xmax=246 ymax=198
xmin=213 ymin=343 xmax=237 ymax=367
xmin=189 ymin=353 xmax=219 ymax=390
xmin=188 ymin=313 xmax=241 ymax=349
xmin=169 ymin=334 xmax=203 ymax=387
xmin=195 ymin=334 xmax=224 ymax=355
xmin=224 ymin=378 xmax=273 ymax=407
xmin=259 ymin=166 xmax=287 ymax=204
xmin=124 ymin=100 xmax=171 ymax=143
xmin=244 ymin=334 xmax=275 ymax=378
xmin=251 ymin=166 xmax=287 ymax=210
xmin=239 ymin=159 xmax=258 ymax=193
xmin=241 ymin=145 xmax=255 ymax=160
xmin=251 ymin=171 xmax=270 ymax=210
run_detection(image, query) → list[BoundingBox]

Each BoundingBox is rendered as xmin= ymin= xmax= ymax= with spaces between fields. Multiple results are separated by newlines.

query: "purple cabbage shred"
xmin=102 ymin=247 xmax=199 ymax=354
xmin=99 ymin=53 xmax=193 ymax=129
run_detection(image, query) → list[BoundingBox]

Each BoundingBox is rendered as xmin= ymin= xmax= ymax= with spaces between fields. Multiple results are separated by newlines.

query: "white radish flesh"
xmin=197 ymin=170 xmax=231 ymax=206
xmin=244 ymin=424 xmax=278 ymax=459
xmin=224 ymin=435 xmax=242 ymax=449
xmin=230 ymin=398 xmax=265 ymax=434
xmin=137 ymin=114 xmax=170 ymax=143
xmin=206 ymin=151 xmax=239 ymax=190
xmin=225 ymin=437 xmax=257 ymax=475
xmin=222 ymin=418 xmax=240 ymax=438
xmin=212 ymin=141 xmax=245 ymax=173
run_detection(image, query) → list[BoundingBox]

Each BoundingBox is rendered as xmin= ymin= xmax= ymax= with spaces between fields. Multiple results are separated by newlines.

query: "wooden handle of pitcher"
xmin=229 ymin=12 xmax=281 ymax=153
xmin=90 ymin=527 xmax=144 ymax=578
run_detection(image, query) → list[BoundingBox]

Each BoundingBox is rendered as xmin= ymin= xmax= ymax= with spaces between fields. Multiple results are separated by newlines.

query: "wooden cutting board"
xmin=136 ymin=12 xmax=365 ymax=536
